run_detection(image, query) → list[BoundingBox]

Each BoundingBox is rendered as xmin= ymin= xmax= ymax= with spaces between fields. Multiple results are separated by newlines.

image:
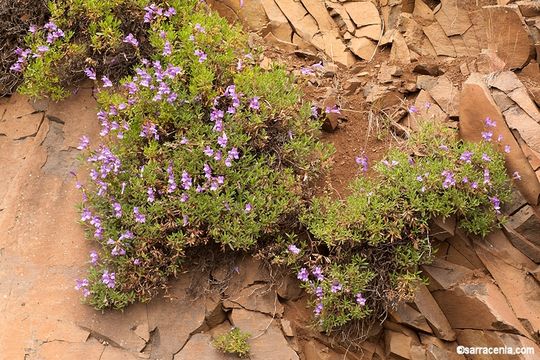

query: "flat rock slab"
xmin=174 ymin=333 xmax=236 ymax=360
xmin=230 ymin=309 xmax=299 ymax=360
xmin=435 ymin=0 xmax=472 ymax=36
xmin=344 ymin=2 xmax=381 ymax=27
xmin=483 ymin=5 xmax=532 ymax=69
xmin=459 ymin=73 xmax=540 ymax=205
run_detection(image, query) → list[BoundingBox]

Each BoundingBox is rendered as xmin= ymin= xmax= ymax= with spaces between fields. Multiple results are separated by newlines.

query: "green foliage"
xmin=295 ymin=121 xmax=511 ymax=333
xmin=54 ymin=1 xmax=331 ymax=309
xmin=212 ymin=328 xmax=251 ymax=358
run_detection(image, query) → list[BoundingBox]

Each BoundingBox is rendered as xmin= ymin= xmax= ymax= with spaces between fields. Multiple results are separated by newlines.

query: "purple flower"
xmin=482 ymin=153 xmax=491 ymax=162
xmin=101 ymin=270 xmax=116 ymax=288
xmin=287 ymin=244 xmax=300 ymax=255
xmin=497 ymin=134 xmax=503 ymax=142
xmin=36 ymin=45 xmax=49 ymax=53
xmin=77 ymin=135 xmax=90 ymax=150
xmin=90 ymin=251 xmax=99 ymax=265
xmin=81 ymin=208 xmax=92 ymax=222
xmin=408 ymin=105 xmax=419 ymax=114
xmin=312 ymin=266 xmax=324 ymax=281
xmin=311 ymin=106 xmax=319 ymax=118
xmin=425 ymin=102 xmax=432 ymax=109
xmin=441 ymin=170 xmax=456 ymax=188
xmin=163 ymin=41 xmax=172 ymax=56
xmin=330 ymin=281 xmax=342 ymax=293
xmin=133 ymin=258 xmax=141 ymax=265
xmin=102 ymin=76 xmax=113 ymax=88
xmin=382 ymin=159 xmax=399 ymax=168
xmin=460 ymin=151 xmax=473 ymax=163
xmin=314 ymin=302 xmax=323 ymax=316
xmin=325 ymin=105 xmax=340 ymax=114
xmin=297 ymin=268 xmax=309 ymax=282
xmin=167 ymin=163 xmax=177 ymax=193
xmin=228 ymin=148 xmax=239 ymax=160
xmin=84 ymin=67 xmax=96 ymax=80
xmin=133 ymin=207 xmax=146 ymax=223
xmin=123 ymin=33 xmax=139 ymax=47
xmin=183 ymin=214 xmax=189 ymax=226
xmin=513 ymin=171 xmax=521 ymax=180
xmin=204 ymin=146 xmax=214 ymax=157
xmin=181 ymin=171 xmax=192 ymax=190
xmin=355 ymin=155 xmax=368 ymax=173
xmin=470 ymin=181 xmax=479 ymax=189
xmin=315 ymin=286 xmax=323 ymax=299
xmin=504 ymin=145 xmax=511 ymax=153
xmin=244 ymin=203 xmax=252 ymax=213
xmin=194 ymin=49 xmax=207 ymax=63
xmin=29 ymin=24 xmax=38 ymax=33
xmin=485 ymin=117 xmax=496 ymax=127
xmin=300 ymin=67 xmax=314 ymax=75
xmin=483 ymin=168 xmax=491 ymax=185
xmin=439 ymin=144 xmax=448 ymax=151
xmin=356 ymin=292 xmax=366 ymax=306
xmin=180 ymin=193 xmax=189 ymax=202
xmin=164 ymin=6 xmax=176 ymax=17
xmin=217 ymin=132 xmax=228 ymax=148
xmin=147 ymin=187 xmax=155 ymax=202
xmin=490 ymin=196 xmax=501 ymax=214
xmin=75 ymin=279 xmax=90 ymax=296
xmin=194 ymin=23 xmax=205 ymax=33
xmin=140 ymin=121 xmax=159 ymax=140
xmin=111 ymin=245 xmax=126 ymax=256
xmin=249 ymin=96 xmax=260 ymax=110
xmin=481 ymin=131 xmax=493 ymax=142
xmin=112 ymin=202 xmax=122 ymax=218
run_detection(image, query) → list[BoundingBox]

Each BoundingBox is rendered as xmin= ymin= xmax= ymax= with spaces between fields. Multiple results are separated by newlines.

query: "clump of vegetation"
xmin=212 ymin=328 xmax=251 ymax=358
xmin=11 ymin=0 xmax=152 ymax=99
xmin=286 ymin=120 xmax=511 ymax=333
xmin=62 ymin=0 xmax=330 ymax=309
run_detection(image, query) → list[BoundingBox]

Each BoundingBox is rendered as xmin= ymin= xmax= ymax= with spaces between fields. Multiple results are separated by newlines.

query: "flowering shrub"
xmin=12 ymin=0 xmax=151 ymax=99
xmin=55 ymin=0 xmax=330 ymax=309
xmin=291 ymin=120 xmax=512 ymax=332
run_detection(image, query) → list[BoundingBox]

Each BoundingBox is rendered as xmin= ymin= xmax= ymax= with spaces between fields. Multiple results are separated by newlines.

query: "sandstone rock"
xmin=206 ymin=293 xmax=227 ymax=328
xmin=343 ymin=77 xmax=366 ymax=95
xmin=517 ymin=1 xmax=540 ymax=17
xmin=311 ymin=31 xmax=356 ymax=67
xmin=390 ymin=303 xmax=432 ymax=333
xmin=230 ymin=309 xmax=299 ymax=360
xmin=302 ymin=339 xmax=364 ymax=360
xmin=385 ymin=330 xmax=413 ymax=359
xmin=174 ymin=333 xmax=234 ymax=360
xmin=422 ymin=258 xmax=474 ymax=291
xmin=502 ymin=187 xmax=528 ymax=215
xmin=300 ymin=0 xmax=335 ymax=31
xmin=503 ymin=106 xmax=540 ymax=153
xmin=423 ymin=23 xmax=457 ymax=57
xmin=344 ymin=2 xmax=381 ymax=27
xmin=260 ymin=0 xmax=293 ymax=42
xmin=483 ymin=5 xmax=532 ymax=69
xmin=37 ymin=337 xmax=104 ymax=359
xmin=147 ymin=276 xmax=207 ymax=359
xmin=263 ymin=32 xmax=297 ymax=52
xmin=390 ymin=31 xmax=412 ymax=64
xmin=491 ymin=89 xmax=515 ymax=112
xmin=414 ymin=284 xmax=456 ymax=341
xmin=457 ymin=329 xmax=540 ymax=360
xmin=101 ymin=346 xmax=140 ymax=360
xmin=237 ymin=0 xmax=270 ymax=31
xmin=281 ymin=319 xmax=294 ymax=337
xmin=435 ymin=0 xmax=472 ymax=36
xmin=355 ymin=24 xmax=381 ymax=41
xmin=427 ymin=76 xmax=460 ymax=117
xmin=446 ymin=231 xmax=486 ymax=269
xmin=348 ymin=37 xmax=377 ymax=60
xmin=378 ymin=63 xmax=402 ymax=84
xmin=274 ymin=0 xmax=318 ymax=41
xmin=223 ymin=284 xmax=284 ymax=316
xmin=507 ymin=205 xmax=540 ymax=246
xmin=507 ymin=86 xmax=540 ymax=122
xmin=503 ymin=225 xmax=540 ymax=263
xmin=475 ymin=48 xmax=507 ymax=73
xmin=134 ymin=322 xmax=150 ymax=342
xmin=326 ymin=2 xmax=355 ymax=34
xmin=277 ymin=275 xmax=303 ymax=301
xmin=413 ymin=0 xmax=435 ymax=24
xmin=459 ymin=73 xmax=540 ymax=205
xmin=431 ymin=276 xmax=529 ymax=334
xmin=475 ymin=234 xmax=540 ymax=338
xmin=425 ymin=343 xmax=464 ymax=360
xmin=413 ymin=90 xmax=447 ymax=121
xmin=413 ymin=64 xmax=444 ymax=76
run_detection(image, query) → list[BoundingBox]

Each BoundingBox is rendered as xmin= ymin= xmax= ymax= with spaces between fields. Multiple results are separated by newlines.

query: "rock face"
xmin=230 ymin=309 xmax=299 ymax=360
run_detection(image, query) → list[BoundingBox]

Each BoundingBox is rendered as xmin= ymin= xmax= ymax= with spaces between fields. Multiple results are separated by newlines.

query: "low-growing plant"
xmin=68 ymin=0 xmax=331 ymax=309
xmin=212 ymin=328 xmax=251 ymax=358
xmin=284 ymin=118 xmax=512 ymax=334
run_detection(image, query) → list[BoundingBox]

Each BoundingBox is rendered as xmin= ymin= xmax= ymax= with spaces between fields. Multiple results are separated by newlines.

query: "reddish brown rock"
xmin=483 ymin=5 xmax=532 ymax=69
xmin=435 ymin=0 xmax=472 ymax=36
xmin=422 ymin=258 xmax=474 ymax=292
xmin=223 ymin=284 xmax=284 ymax=316
xmin=423 ymin=22 xmax=457 ymax=57
xmin=414 ymin=284 xmax=456 ymax=341
xmin=385 ymin=330 xmax=413 ymax=359
xmin=174 ymin=333 xmax=235 ymax=360
xmin=507 ymin=205 xmax=540 ymax=246
xmin=390 ymin=303 xmax=433 ymax=333
xmin=260 ymin=0 xmax=293 ymax=42
xmin=230 ymin=309 xmax=299 ymax=360
xmin=503 ymin=225 xmax=540 ymax=263
xmin=349 ymin=37 xmax=377 ymax=60
xmin=344 ymin=2 xmax=381 ymax=27
xmin=431 ymin=276 xmax=529 ymax=334
xmin=427 ymin=76 xmax=460 ymax=118
xmin=459 ymin=73 xmax=540 ymax=205
xmin=390 ymin=32 xmax=411 ymax=64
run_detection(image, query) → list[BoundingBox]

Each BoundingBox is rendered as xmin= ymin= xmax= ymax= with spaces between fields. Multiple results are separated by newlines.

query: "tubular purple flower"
xmin=217 ymin=132 xmax=228 ymax=148
xmin=481 ymin=131 xmax=493 ymax=142
xmin=356 ymin=292 xmax=367 ymax=306
xmin=490 ymin=196 xmax=501 ymax=214
xmin=330 ymin=281 xmax=342 ymax=293
xmin=485 ymin=117 xmax=496 ymax=127
xmin=77 ymin=135 xmax=90 ymax=150
xmin=84 ymin=67 xmax=96 ymax=80
xmin=460 ymin=151 xmax=473 ymax=163
xmin=513 ymin=171 xmax=521 ymax=180
xmin=355 ymin=155 xmax=368 ymax=173
xmin=147 ymin=187 xmax=155 ymax=202
xmin=314 ymin=302 xmax=323 ymax=316
xmin=504 ymin=145 xmax=511 ymax=153
xmin=123 ymin=33 xmax=139 ymax=47
xmin=287 ymin=244 xmax=300 ymax=255
xmin=101 ymin=270 xmax=116 ymax=288
xmin=312 ymin=266 xmax=324 ymax=281
xmin=113 ymin=202 xmax=122 ymax=218
xmin=133 ymin=207 xmax=146 ymax=223
xmin=102 ymin=76 xmax=113 ymax=88
xmin=163 ymin=41 xmax=172 ymax=56
xmin=315 ymin=286 xmax=323 ymax=299
xmin=194 ymin=49 xmax=207 ymax=63
xmin=181 ymin=171 xmax=192 ymax=190
xmin=297 ymin=268 xmax=309 ymax=282
xmin=244 ymin=203 xmax=252 ymax=213
xmin=249 ymin=96 xmax=260 ymax=110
